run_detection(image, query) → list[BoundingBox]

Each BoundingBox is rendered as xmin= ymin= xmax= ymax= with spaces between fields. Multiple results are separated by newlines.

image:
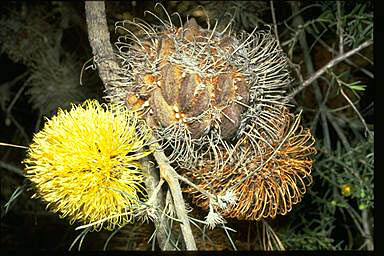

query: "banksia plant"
xmin=23 ymin=99 xmax=153 ymax=231
xmin=110 ymin=5 xmax=315 ymax=222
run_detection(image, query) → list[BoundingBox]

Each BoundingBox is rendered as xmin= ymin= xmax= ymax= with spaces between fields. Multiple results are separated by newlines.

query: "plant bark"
xmin=84 ymin=1 xmax=121 ymax=92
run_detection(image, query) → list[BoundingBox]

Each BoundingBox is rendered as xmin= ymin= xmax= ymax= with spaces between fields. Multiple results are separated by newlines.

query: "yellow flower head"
xmin=23 ymin=100 xmax=153 ymax=231
xmin=341 ymin=184 xmax=352 ymax=197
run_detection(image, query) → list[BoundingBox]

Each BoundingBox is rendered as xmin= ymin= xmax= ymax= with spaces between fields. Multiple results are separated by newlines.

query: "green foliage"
xmin=278 ymin=138 xmax=373 ymax=250
xmin=316 ymin=140 xmax=374 ymax=211
xmin=280 ymin=204 xmax=340 ymax=250
xmin=275 ymin=1 xmax=374 ymax=250
xmin=309 ymin=1 xmax=373 ymax=45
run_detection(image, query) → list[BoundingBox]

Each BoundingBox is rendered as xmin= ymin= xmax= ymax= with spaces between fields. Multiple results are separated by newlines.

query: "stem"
xmin=290 ymin=1 xmax=331 ymax=150
xmin=339 ymin=87 xmax=373 ymax=141
xmin=361 ymin=208 xmax=374 ymax=250
xmin=141 ymin=158 xmax=175 ymax=250
xmin=270 ymin=1 xmax=280 ymax=47
xmin=325 ymin=111 xmax=351 ymax=150
xmin=288 ymin=39 xmax=373 ymax=100
xmin=336 ymin=1 xmax=344 ymax=55
xmin=84 ymin=1 xmax=121 ymax=91
xmin=151 ymin=140 xmax=197 ymax=250
xmin=174 ymin=171 xmax=216 ymax=201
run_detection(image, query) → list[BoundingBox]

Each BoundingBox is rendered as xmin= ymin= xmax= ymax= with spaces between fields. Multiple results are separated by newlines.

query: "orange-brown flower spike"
xmin=183 ymin=107 xmax=316 ymax=220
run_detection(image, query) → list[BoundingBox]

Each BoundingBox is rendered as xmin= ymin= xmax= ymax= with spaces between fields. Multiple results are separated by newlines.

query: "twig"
xmin=84 ymin=2 xmax=121 ymax=91
xmin=336 ymin=1 xmax=344 ymax=55
xmin=325 ymin=111 xmax=351 ymax=150
xmin=287 ymin=39 xmax=373 ymax=100
xmin=270 ymin=1 xmax=280 ymax=47
xmin=361 ymin=208 xmax=374 ymax=250
xmin=0 ymin=142 xmax=28 ymax=150
xmin=151 ymin=140 xmax=197 ymax=250
xmin=173 ymin=170 xmax=216 ymax=201
xmin=5 ymin=71 xmax=29 ymax=114
xmin=277 ymin=3 xmax=322 ymax=26
xmin=308 ymin=32 xmax=373 ymax=79
xmin=339 ymin=87 xmax=373 ymax=141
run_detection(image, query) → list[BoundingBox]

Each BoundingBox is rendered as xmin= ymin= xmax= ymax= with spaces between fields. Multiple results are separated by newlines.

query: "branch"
xmin=308 ymin=32 xmax=373 ymax=78
xmin=336 ymin=1 xmax=344 ymax=55
xmin=270 ymin=1 xmax=280 ymax=47
xmin=141 ymin=158 xmax=175 ymax=250
xmin=84 ymin=1 xmax=120 ymax=91
xmin=287 ymin=39 xmax=373 ymax=100
xmin=151 ymin=140 xmax=197 ymax=250
xmin=361 ymin=209 xmax=374 ymax=250
xmin=289 ymin=1 xmax=331 ymax=150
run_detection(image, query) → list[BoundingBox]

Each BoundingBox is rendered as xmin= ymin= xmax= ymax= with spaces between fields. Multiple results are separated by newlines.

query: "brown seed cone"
xmin=113 ymin=10 xmax=292 ymax=167
xmin=117 ymin=18 xmax=249 ymax=140
xmin=182 ymin=107 xmax=316 ymax=220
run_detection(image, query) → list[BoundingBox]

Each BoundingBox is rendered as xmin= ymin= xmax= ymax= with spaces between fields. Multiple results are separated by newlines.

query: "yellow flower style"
xmin=24 ymin=100 xmax=153 ymax=231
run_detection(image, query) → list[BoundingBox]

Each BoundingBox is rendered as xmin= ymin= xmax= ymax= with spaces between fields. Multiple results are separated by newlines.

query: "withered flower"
xmin=113 ymin=7 xmax=291 ymax=168
xmin=183 ymin=107 xmax=316 ymax=220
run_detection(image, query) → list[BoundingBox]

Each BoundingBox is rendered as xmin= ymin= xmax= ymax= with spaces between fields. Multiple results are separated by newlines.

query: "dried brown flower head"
xmin=182 ymin=107 xmax=316 ymax=220
xmin=113 ymin=6 xmax=291 ymax=167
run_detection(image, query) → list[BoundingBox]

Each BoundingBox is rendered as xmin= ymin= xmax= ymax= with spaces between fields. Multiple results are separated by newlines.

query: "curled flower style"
xmin=183 ymin=107 xmax=316 ymax=220
xmin=23 ymin=100 xmax=153 ymax=231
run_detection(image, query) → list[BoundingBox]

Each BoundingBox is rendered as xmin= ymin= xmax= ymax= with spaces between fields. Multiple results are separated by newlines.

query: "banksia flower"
xmin=23 ymin=100 xmax=153 ymax=231
xmin=183 ymin=107 xmax=316 ymax=220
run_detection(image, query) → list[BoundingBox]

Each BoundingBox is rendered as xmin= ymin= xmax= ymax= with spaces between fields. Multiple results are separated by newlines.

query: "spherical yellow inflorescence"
xmin=23 ymin=100 xmax=153 ymax=231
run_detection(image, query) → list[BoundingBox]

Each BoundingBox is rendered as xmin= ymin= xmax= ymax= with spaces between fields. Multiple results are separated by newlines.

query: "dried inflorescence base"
xmin=182 ymin=107 xmax=316 ymax=220
xmin=112 ymin=5 xmax=315 ymax=222
xmin=113 ymin=7 xmax=291 ymax=168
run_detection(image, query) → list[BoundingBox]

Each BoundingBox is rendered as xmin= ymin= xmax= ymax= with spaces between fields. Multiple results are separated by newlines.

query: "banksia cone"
xmin=111 ymin=5 xmax=315 ymax=221
xmin=113 ymin=8 xmax=291 ymax=167
xmin=24 ymin=100 xmax=153 ymax=231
